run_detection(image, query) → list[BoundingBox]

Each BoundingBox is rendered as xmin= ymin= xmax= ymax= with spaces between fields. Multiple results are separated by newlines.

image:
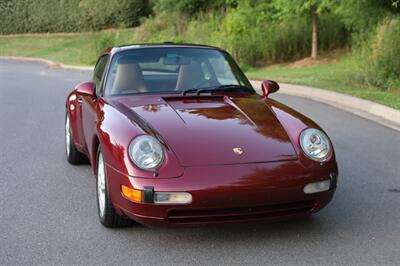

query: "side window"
xmin=93 ymin=55 xmax=109 ymax=94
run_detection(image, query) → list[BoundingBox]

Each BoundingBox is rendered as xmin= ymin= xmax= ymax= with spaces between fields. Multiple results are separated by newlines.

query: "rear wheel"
xmin=96 ymin=148 xmax=134 ymax=228
xmin=65 ymin=113 xmax=87 ymax=164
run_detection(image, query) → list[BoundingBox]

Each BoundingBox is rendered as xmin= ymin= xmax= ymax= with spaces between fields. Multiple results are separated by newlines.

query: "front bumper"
xmin=106 ymin=160 xmax=337 ymax=227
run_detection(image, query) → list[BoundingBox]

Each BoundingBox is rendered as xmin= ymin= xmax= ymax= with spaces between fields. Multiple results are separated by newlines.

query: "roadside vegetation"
xmin=247 ymin=54 xmax=400 ymax=109
xmin=0 ymin=30 xmax=136 ymax=65
xmin=0 ymin=0 xmax=399 ymax=109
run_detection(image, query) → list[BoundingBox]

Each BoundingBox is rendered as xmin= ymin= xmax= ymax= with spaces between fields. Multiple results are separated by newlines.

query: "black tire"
xmin=96 ymin=147 xmax=134 ymax=228
xmin=65 ymin=112 xmax=88 ymax=165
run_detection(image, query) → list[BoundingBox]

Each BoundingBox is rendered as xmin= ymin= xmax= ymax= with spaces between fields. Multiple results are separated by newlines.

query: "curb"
xmin=1 ymin=56 xmax=399 ymax=131
xmin=251 ymin=80 xmax=400 ymax=132
xmin=0 ymin=56 xmax=93 ymax=71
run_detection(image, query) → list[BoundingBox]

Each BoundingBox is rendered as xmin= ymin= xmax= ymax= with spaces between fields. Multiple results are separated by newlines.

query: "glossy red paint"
xmin=120 ymin=94 xmax=297 ymax=166
xmin=108 ymin=159 xmax=336 ymax=227
xmin=65 ymin=44 xmax=338 ymax=227
xmin=75 ymin=82 xmax=96 ymax=96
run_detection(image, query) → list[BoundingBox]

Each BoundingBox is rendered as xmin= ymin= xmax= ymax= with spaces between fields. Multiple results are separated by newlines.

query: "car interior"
xmin=105 ymin=51 xmax=239 ymax=95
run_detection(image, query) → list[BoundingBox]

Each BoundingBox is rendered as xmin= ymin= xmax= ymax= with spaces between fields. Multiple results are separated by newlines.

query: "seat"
xmin=175 ymin=62 xmax=205 ymax=91
xmin=111 ymin=63 xmax=147 ymax=94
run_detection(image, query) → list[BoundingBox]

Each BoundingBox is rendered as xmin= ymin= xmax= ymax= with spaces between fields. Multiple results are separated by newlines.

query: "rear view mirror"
xmin=163 ymin=56 xmax=191 ymax=65
xmin=261 ymin=80 xmax=279 ymax=98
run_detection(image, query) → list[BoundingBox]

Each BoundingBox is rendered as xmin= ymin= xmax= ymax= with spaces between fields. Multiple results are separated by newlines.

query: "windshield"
xmin=104 ymin=47 xmax=253 ymax=96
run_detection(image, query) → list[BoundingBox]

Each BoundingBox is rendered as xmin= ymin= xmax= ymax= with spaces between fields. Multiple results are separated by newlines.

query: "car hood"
xmin=114 ymin=94 xmax=298 ymax=166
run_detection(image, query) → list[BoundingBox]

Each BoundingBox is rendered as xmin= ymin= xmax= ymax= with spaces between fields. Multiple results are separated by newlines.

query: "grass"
xmin=0 ymin=31 xmax=399 ymax=109
xmin=0 ymin=29 xmax=136 ymax=66
xmin=247 ymin=55 xmax=400 ymax=110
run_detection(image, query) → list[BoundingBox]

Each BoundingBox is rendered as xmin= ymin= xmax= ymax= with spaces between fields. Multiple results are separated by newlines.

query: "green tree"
xmin=154 ymin=0 xmax=236 ymax=15
xmin=274 ymin=0 xmax=333 ymax=59
xmin=334 ymin=0 xmax=399 ymax=35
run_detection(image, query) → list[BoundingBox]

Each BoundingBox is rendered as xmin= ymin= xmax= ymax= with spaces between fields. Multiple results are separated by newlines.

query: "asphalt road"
xmin=1 ymin=59 xmax=400 ymax=265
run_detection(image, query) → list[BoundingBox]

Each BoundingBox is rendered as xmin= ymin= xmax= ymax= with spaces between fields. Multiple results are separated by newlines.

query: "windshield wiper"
xmin=181 ymin=88 xmax=199 ymax=95
xmin=182 ymin=84 xmax=253 ymax=96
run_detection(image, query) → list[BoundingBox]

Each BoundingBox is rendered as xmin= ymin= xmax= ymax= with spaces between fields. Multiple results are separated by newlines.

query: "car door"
xmin=80 ymin=54 xmax=109 ymax=156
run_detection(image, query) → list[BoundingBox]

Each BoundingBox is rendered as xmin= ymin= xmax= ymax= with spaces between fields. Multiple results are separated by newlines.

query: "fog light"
xmin=121 ymin=185 xmax=142 ymax=202
xmin=154 ymin=192 xmax=192 ymax=204
xmin=304 ymin=180 xmax=330 ymax=194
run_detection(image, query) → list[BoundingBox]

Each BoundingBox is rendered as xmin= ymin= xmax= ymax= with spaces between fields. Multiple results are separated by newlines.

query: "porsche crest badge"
xmin=233 ymin=147 xmax=244 ymax=155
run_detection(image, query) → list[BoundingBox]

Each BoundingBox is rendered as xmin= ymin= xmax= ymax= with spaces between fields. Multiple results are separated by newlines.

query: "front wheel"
xmin=96 ymin=148 xmax=134 ymax=228
xmin=65 ymin=113 xmax=87 ymax=164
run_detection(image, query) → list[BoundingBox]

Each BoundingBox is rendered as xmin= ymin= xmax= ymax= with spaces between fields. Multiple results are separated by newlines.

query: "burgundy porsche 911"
xmin=65 ymin=44 xmax=338 ymax=228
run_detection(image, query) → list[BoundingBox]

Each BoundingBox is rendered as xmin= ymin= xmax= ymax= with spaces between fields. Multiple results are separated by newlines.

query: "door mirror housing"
xmin=261 ymin=80 xmax=279 ymax=98
xmin=75 ymin=82 xmax=96 ymax=97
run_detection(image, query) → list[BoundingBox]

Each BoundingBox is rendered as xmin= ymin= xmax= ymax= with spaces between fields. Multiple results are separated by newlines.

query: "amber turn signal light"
xmin=121 ymin=185 xmax=142 ymax=202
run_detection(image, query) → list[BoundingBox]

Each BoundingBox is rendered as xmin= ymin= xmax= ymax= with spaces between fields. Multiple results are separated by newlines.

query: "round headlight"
xmin=129 ymin=135 xmax=164 ymax=170
xmin=300 ymin=128 xmax=331 ymax=161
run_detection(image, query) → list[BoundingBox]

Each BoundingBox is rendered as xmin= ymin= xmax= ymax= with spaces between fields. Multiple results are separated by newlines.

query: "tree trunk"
xmin=311 ymin=9 xmax=318 ymax=59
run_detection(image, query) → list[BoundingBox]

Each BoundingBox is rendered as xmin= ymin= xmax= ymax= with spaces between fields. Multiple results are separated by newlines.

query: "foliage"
xmin=93 ymin=33 xmax=116 ymax=56
xmin=80 ymin=0 xmax=150 ymax=29
xmin=0 ymin=0 xmax=399 ymax=93
xmin=0 ymin=29 xmax=136 ymax=65
xmin=247 ymin=54 xmax=400 ymax=109
xmin=154 ymin=0 xmax=236 ymax=15
xmin=0 ymin=0 xmax=150 ymax=34
xmin=357 ymin=18 xmax=400 ymax=90
xmin=136 ymin=0 xmax=347 ymax=67
xmin=273 ymin=0 xmax=334 ymax=15
xmin=222 ymin=4 xmax=311 ymax=65
xmin=333 ymin=0 xmax=399 ymax=35
xmin=135 ymin=11 xmax=192 ymax=43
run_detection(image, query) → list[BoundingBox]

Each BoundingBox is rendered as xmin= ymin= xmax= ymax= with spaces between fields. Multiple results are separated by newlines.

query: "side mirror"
xmin=75 ymin=82 xmax=96 ymax=97
xmin=261 ymin=80 xmax=279 ymax=98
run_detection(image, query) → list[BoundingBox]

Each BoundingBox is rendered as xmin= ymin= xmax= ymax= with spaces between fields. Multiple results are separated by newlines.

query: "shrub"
xmin=154 ymin=0 xmax=234 ymax=15
xmin=135 ymin=4 xmax=348 ymax=67
xmin=81 ymin=0 xmax=150 ymax=30
xmin=93 ymin=33 xmax=116 ymax=56
xmin=221 ymin=4 xmax=347 ymax=66
xmin=135 ymin=11 xmax=191 ymax=42
xmin=0 ymin=0 xmax=150 ymax=34
xmin=357 ymin=18 xmax=400 ymax=90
